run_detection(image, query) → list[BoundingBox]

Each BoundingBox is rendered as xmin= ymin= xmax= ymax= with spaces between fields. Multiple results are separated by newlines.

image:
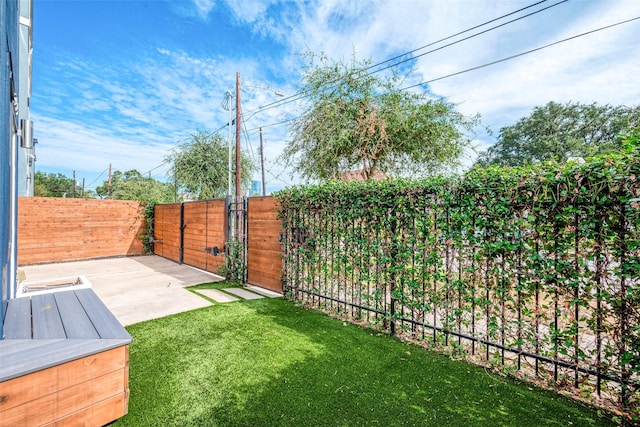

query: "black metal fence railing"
xmin=279 ymin=181 xmax=640 ymax=416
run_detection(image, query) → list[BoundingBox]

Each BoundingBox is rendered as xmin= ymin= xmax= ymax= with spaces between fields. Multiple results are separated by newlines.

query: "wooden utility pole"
xmin=108 ymin=163 xmax=112 ymax=199
xmin=235 ymin=72 xmax=241 ymax=202
xmin=260 ymin=127 xmax=266 ymax=196
xmin=72 ymin=170 xmax=76 ymax=198
xmin=235 ymin=72 xmax=243 ymax=239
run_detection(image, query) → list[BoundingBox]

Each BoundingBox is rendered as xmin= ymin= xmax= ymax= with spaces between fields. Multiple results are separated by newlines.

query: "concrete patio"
xmin=19 ymin=256 xmax=225 ymax=326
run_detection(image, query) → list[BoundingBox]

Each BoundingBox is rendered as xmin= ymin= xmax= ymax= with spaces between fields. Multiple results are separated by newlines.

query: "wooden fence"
xmin=18 ymin=195 xmax=284 ymax=291
xmin=153 ymin=197 xmax=283 ymax=292
xmin=247 ymin=197 xmax=282 ymax=293
xmin=18 ymin=197 xmax=145 ymax=265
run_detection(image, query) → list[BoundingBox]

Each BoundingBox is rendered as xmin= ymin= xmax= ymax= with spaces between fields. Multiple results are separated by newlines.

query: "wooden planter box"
xmin=0 ymin=289 xmax=132 ymax=426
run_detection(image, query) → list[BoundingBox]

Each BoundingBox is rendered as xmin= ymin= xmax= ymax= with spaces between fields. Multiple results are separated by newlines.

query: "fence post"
xmin=390 ymin=209 xmax=397 ymax=336
xmin=243 ymin=196 xmax=248 ymax=283
xmin=179 ymin=202 xmax=185 ymax=264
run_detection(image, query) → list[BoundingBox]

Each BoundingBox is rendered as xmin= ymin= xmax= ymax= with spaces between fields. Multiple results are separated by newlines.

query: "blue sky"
xmin=32 ymin=0 xmax=640 ymax=194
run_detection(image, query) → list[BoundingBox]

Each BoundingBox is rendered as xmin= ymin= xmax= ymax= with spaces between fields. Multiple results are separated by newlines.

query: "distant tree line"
xmin=34 ymin=169 xmax=175 ymax=204
xmin=34 ymin=171 xmax=84 ymax=198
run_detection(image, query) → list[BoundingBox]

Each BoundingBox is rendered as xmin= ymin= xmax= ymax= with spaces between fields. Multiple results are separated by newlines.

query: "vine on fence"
xmin=140 ymin=202 xmax=156 ymax=254
xmin=218 ymin=237 xmax=246 ymax=284
xmin=275 ymin=149 xmax=640 ymax=419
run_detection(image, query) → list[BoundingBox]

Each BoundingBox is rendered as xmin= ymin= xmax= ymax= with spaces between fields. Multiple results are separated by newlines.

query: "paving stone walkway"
xmin=194 ymin=285 xmax=282 ymax=303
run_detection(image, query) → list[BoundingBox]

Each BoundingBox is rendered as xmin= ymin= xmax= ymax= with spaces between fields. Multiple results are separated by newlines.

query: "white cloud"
xmin=33 ymin=115 xmax=175 ymax=175
xmin=33 ymin=0 xmax=640 ymax=187
xmin=194 ymin=0 xmax=216 ymax=19
xmin=223 ymin=0 xmax=277 ymax=24
xmin=418 ymin=1 xmax=640 ymax=127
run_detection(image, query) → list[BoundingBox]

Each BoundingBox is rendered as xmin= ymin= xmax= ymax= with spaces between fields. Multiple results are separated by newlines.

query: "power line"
xmin=246 ymin=15 xmax=640 ymax=132
xmin=143 ymin=159 xmax=171 ymax=177
xmin=223 ymin=0 xmax=563 ymax=139
xmin=266 ymin=167 xmax=291 ymax=187
xmin=150 ymin=164 xmax=173 ymax=181
xmin=246 ymin=117 xmax=295 ymax=133
xmin=401 ymin=15 xmax=640 ymax=91
xmin=241 ymin=119 xmax=258 ymax=165
xmin=367 ymin=0 xmax=568 ymax=77
xmin=247 ymin=0 xmax=563 ymax=115
xmin=85 ymin=168 xmax=108 ymax=188
xmin=364 ymin=0 xmax=550 ymax=74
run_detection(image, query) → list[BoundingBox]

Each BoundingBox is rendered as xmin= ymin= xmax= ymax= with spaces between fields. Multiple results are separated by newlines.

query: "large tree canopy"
xmin=96 ymin=169 xmax=174 ymax=204
xmin=283 ymin=53 xmax=479 ymax=181
xmin=476 ymin=101 xmax=640 ymax=167
xmin=166 ymin=131 xmax=255 ymax=200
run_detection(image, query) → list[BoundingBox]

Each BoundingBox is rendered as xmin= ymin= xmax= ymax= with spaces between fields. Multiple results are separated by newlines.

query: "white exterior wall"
xmin=17 ymin=0 xmax=33 ymax=196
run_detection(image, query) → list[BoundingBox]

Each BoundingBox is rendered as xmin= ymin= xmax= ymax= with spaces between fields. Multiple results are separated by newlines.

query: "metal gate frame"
xmin=227 ymin=195 xmax=248 ymax=283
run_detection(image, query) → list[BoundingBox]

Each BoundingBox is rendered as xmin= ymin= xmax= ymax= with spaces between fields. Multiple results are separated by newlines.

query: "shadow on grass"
xmin=116 ymin=298 xmax=614 ymax=427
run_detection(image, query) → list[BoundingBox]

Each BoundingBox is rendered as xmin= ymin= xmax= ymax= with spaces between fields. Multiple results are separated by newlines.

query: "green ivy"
xmin=218 ymin=237 xmax=246 ymax=284
xmin=275 ymin=149 xmax=640 ymax=419
xmin=140 ymin=202 xmax=156 ymax=254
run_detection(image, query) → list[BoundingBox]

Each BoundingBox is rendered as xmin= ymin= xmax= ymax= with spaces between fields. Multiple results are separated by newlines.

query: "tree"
xmin=96 ymin=169 xmax=174 ymax=204
xmin=34 ymin=171 xmax=82 ymax=197
xmin=166 ymin=131 xmax=255 ymax=200
xmin=476 ymin=102 xmax=640 ymax=167
xmin=283 ymin=53 xmax=479 ymax=181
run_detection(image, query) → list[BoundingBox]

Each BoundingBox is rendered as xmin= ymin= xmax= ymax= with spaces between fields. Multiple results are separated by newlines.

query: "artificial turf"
xmin=114 ymin=291 xmax=615 ymax=426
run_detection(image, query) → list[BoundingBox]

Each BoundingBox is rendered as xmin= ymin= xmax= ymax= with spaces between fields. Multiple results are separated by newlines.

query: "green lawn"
xmin=114 ymin=289 xmax=614 ymax=427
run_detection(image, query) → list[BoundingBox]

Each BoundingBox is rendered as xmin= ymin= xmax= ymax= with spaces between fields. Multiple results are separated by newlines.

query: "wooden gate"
xmin=154 ymin=197 xmax=282 ymax=293
xmin=153 ymin=203 xmax=181 ymax=263
xmin=246 ymin=197 xmax=282 ymax=293
xmin=182 ymin=200 xmax=227 ymax=273
xmin=154 ymin=200 xmax=227 ymax=274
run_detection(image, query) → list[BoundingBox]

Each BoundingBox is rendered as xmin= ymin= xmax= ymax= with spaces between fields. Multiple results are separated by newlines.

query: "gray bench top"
xmin=1 ymin=288 xmax=132 ymax=382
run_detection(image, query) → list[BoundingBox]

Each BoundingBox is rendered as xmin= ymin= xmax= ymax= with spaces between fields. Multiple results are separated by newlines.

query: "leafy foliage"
xmin=477 ymin=101 xmax=640 ymax=166
xmin=96 ymin=169 xmax=174 ymax=204
xmin=34 ymin=171 xmax=83 ymax=197
xmin=284 ymin=52 xmax=479 ymax=181
xmin=140 ymin=202 xmax=156 ymax=255
xmin=166 ymin=131 xmax=254 ymax=200
xmin=217 ymin=237 xmax=246 ymax=284
xmin=276 ymin=148 xmax=640 ymax=418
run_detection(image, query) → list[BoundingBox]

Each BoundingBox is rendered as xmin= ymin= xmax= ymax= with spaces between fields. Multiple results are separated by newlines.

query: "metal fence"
xmin=280 ymin=188 xmax=640 ymax=414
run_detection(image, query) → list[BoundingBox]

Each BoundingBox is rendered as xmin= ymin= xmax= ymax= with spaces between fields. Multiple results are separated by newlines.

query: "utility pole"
xmin=82 ymin=178 xmax=85 ymax=198
xmin=235 ymin=72 xmax=242 ymax=239
xmin=226 ymin=91 xmax=233 ymax=198
xmin=72 ymin=170 xmax=76 ymax=198
xmin=235 ymin=72 xmax=241 ymax=202
xmin=174 ymin=168 xmax=177 ymax=203
xmin=108 ymin=163 xmax=112 ymax=199
xmin=260 ymin=127 xmax=266 ymax=196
